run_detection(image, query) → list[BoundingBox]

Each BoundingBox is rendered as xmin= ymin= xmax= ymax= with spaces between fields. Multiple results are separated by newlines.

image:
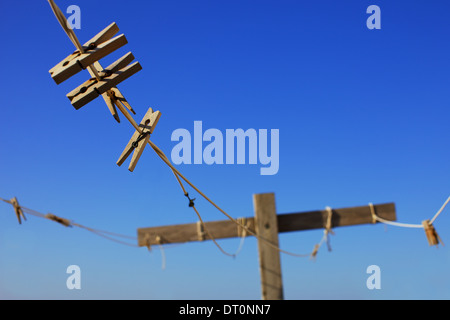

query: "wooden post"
xmin=253 ymin=193 xmax=284 ymax=301
xmin=137 ymin=203 xmax=396 ymax=246
xmin=137 ymin=201 xmax=397 ymax=300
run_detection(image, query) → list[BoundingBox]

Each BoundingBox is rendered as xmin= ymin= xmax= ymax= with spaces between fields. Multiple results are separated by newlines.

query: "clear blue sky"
xmin=0 ymin=0 xmax=449 ymax=300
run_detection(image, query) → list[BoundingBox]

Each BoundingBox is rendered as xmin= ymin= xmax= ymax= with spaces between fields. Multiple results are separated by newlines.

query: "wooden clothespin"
xmin=117 ymin=108 xmax=161 ymax=172
xmin=49 ymin=23 xmax=127 ymax=85
xmin=45 ymin=213 xmax=72 ymax=228
xmin=67 ymin=53 xmax=142 ymax=110
xmin=422 ymin=220 xmax=444 ymax=247
xmin=10 ymin=197 xmax=26 ymax=225
xmin=48 ymin=5 xmax=141 ymax=122
xmin=90 ymin=58 xmax=137 ymax=123
xmin=310 ymin=244 xmax=320 ymax=261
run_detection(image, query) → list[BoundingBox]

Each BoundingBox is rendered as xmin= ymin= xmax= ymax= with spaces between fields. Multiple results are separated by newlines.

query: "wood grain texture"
xmin=138 ymin=218 xmax=256 ymax=246
xmin=83 ymin=22 xmax=120 ymax=48
xmin=67 ymin=61 xmax=142 ymax=109
xmin=137 ymin=203 xmax=396 ymax=246
xmin=117 ymin=108 xmax=161 ymax=172
xmin=50 ymin=34 xmax=128 ymax=85
xmin=277 ymin=203 xmax=396 ymax=233
xmin=98 ymin=52 xmax=135 ymax=77
xmin=253 ymin=193 xmax=283 ymax=301
xmin=422 ymin=220 xmax=440 ymax=246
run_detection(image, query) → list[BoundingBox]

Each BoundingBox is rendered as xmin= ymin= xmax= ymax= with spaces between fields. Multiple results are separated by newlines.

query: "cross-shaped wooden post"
xmin=137 ymin=193 xmax=396 ymax=300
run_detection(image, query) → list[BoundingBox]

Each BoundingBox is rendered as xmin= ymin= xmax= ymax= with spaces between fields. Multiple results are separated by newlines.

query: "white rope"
xmin=375 ymin=215 xmax=424 ymax=229
xmin=369 ymin=197 xmax=450 ymax=229
xmin=310 ymin=207 xmax=334 ymax=260
xmin=233 ymin=217 xmax=249 ymax=257
xmin=369 ymin=203 xmax=423 ymax=228
xmin=430 ymin=196 xmax=450 ymax=225
xmin=322 ymin=207 xmax=334 ymax=251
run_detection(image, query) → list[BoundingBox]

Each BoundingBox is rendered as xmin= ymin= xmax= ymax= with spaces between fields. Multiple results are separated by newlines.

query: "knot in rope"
xmin=185 ymin=193 xmax=196 ymax=208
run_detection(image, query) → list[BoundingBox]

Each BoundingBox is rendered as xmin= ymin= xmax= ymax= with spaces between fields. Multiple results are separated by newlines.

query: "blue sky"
xmin=0 ymin=0 xmax=449 ymax=300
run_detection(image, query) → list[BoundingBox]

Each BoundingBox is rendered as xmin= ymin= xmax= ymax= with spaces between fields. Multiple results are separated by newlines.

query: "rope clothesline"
xmin=45 ymin=0 xmax=450 ymax=259
xmin=2 ymin=193 xmax=449 ymax=263
xmin=430 ymin=197 xmax=450 ymax=225
xmin=112 ymin=101 xmax=313 ymax=258
xmin=4 ymin=1 xmax=444 ymax=263
xmin=0 ymin=193 xmax=338 ymax=260
xmin=369 ymin=198 xmax=449 ymax=247
xmin=0 ymin=196 xmax=264 ymax=262
xmin=369 ymin=198 xmax=450 ymax=229
xmin=311 ymin=207 xmax=335 ymax=260
xmin=0 ymin=197 xmax=139 ymax=247
xmin=44 ymin=0 xmax=314 ymax=259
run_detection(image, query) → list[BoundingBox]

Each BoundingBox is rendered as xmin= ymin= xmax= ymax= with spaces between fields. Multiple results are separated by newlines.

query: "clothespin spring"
xmin=132 ymin=131 xmax=150 ymax=148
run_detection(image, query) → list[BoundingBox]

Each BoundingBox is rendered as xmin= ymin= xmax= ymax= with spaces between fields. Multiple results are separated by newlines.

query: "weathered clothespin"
xmin=117 ymin=108 xmax=161 ymax=172
xmin=66 ymin=53 xmax=142 ymax=110
xmin=48 ymin=2 xmax=142 ymax=122
xmin=10 ymin=197 xmax=26 ymax=225
xmin=422 ymin=220 xmax=443 ymax=247
xmin=49 ymin=23 xmax=128 ymax=85
xmin=102 ymin=87 xmax=137 ymax=123
xmin=45 ymin=213 xmax=72 ymax=228
xmin=88 ymin=60 xmax=137 ymax=123
xmin=310 ymin=244 xmax=320 ymax=261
